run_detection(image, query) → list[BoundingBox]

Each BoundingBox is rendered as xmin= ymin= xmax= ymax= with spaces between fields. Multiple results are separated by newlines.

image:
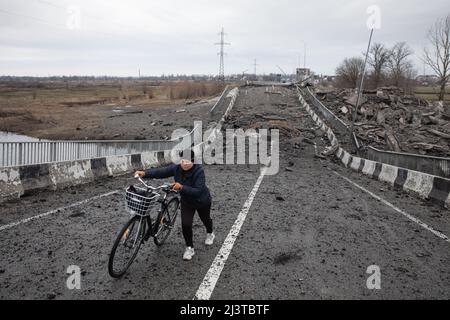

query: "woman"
xmin=134 ymin=150 xmax=214 ymax=261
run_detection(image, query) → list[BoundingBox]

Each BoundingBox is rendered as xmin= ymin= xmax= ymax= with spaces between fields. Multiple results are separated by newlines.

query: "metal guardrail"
xmin=367 ymin=147 xmax=450 ymax=178
xmin=0 ymin=127 xmax=198 ymax=168
xmin=302 ymin=86 xmax=450 ymax=179
xmin=303 ymin=87 xmax=350 ymax=134
xmin=247 ymin=81 xmax=293 ymax=87
xmin=210 ymin=85 xmax=229 ymax=114
xmin=1 ymin=85 xmax=232 ymax=168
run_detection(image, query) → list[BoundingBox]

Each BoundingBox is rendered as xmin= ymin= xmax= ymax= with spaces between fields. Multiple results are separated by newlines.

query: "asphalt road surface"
xmin=0 ymin=86 xmax=449 ymax=300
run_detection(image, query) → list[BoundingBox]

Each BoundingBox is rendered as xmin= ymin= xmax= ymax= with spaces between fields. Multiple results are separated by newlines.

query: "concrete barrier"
xmin=90 ymin=158 xmax=109 ymax=179
xmin=203 ymin=87 xmax=239 ymax=164
xmin=0 ymin=167 xmax=23 ymax=202
xmin=19 ymin=164 xmax=53 ymax=195
xmin=141 ymin=152 xmax=159 ymax=168
xmin=0 ymin=150 xmax=169 ymax=203
xmin=49 ymin=159 xmax=94 ymax=190
xmin=298 ymin=91 xmax=450 ymax=209
xmin=0 ymin=88 xmax=240 ymax=204
xmin=106 ymin=154 xmax=133 ymax=177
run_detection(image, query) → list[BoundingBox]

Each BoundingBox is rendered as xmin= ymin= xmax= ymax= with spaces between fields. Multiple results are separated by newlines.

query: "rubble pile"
xmin=315 ymin=87 xmax=450 ymax=157
xmin=222 ymin=87 xmax=333 ymax=158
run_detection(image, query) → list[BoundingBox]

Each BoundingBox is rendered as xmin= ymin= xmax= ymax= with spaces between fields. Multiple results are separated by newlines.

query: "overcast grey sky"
xmin=0 ymin=0 xmax=449 ymax=77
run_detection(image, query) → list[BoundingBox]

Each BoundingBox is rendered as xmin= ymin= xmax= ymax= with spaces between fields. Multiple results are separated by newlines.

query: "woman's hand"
xmin=134 ymin=171 xmax=145 ymax=178
xmin=172 ymin=182 xmax=183 ymax=191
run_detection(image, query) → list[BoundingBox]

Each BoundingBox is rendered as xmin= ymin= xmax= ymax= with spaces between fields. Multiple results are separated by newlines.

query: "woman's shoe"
xmin=205 ymin=233 xmax=215 ymax=246
xmin=183 ymin=247 xmax=195 ymax=260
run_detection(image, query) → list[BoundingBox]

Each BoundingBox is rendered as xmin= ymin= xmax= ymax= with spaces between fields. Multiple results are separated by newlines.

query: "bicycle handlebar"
xmin=134 ymin=175 xmax=178 ymax=194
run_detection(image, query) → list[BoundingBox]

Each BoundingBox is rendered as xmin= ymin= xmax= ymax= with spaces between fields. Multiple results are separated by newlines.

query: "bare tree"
xmin=423 ymin=14 xmax=450 ymax=101
xmin=388 ymin=42 xmax=414 ymax=87
xmin=335 ymin=57 xmax=364 ymax=88
xmin=403 ymin=63 xmax=418 ymax=94
xmin=367 ymin=43 xmax=391 ymax=88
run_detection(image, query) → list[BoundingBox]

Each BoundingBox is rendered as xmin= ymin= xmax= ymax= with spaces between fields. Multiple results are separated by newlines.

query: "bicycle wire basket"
xmin=125 ymin=185 xmax=160 ymax=216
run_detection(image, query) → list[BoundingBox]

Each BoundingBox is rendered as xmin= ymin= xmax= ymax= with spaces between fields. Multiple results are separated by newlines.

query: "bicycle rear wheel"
xmin=108 ymin=216 xmax=146 ymax=278
xmin=154 ymin=198 xmax=180 ymax=246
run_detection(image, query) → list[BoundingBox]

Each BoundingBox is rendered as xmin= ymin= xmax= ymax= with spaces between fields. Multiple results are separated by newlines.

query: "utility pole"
xmin=352 ymin=28 xmax=374 ymax=133
xmin=215 ymin=27 xmax=230 ymax=82
xmin=242 ymin=69 xmax=248 ymax=80
xmin=253 ymin=59 xmax=259 ymax=76
xmin=298 ymin=41 xmax=306 ymax=69
xmin=303 ymin=42 xmax=307 ymax=68
xmin=277 ymin=65 xmax=288 ymax=82
xmin=277 ymin=65 xmax=287 ymax=76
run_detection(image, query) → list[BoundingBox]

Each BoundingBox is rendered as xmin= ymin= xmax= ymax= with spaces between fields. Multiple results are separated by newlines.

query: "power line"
xmin=0 ymin=7 xmax=121 ymax=39
xmin=35 ymin=0 xmax=153 ymax=35
xmin=215 ymin=27 xmax=230 ymax=81
xmin=35 ymin=0 xmax=60 ymax=9
xmin=0 ymin=7 xmax=67 ymax=29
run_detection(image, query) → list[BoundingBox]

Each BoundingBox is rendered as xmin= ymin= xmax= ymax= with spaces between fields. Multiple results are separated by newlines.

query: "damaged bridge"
xmin=1 ymin=85 xmax=450 ymax=300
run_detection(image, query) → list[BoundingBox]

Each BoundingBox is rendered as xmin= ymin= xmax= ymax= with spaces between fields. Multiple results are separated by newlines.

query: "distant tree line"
xmin=0 ymin=74 xmax=219 ymax=82
xmin=335 ymin=13 xmax=450 ymax=101
xmin=335 ymin=41 xmax=416 ymax=92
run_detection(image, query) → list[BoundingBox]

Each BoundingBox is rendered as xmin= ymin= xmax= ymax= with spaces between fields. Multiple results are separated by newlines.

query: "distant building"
xmin=415 ymin=75 xmax=439 ymax=86
xmin=296 ymin=68 xmax=311 ymax=81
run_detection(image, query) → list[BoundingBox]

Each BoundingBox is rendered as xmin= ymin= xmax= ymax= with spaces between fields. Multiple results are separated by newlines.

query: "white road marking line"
xmin=333 ymin=171 xmax=450 ymax=243
xmin=0 ymin=190 xmax=120 ymax=232
xmin=195 ymin=167 xmax=268 ymax=300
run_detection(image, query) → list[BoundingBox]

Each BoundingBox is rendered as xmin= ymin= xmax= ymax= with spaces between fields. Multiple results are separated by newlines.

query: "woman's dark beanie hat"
xmin=179 ymin=149 xmax=196 ymax=162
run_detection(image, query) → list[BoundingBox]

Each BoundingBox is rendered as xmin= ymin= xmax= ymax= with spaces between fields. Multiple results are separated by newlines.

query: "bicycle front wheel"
xmin=154 ymin=197 xmax=180 ymax=246
xmin=108 ymin=216 xmax=146 ymax=278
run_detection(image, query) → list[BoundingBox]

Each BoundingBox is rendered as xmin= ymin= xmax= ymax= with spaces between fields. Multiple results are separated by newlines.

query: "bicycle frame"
xmin=108 ymin=177 xmax=180 ymax=278
xmin=141 ymin=199 xmax=169 ymax=241
xmin=131 ymin=177 xmax=179 ymax=242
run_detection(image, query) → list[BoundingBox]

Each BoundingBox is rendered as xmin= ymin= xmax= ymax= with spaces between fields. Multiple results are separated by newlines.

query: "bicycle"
xmin=108 ymin=176 xmax=180 ymax=278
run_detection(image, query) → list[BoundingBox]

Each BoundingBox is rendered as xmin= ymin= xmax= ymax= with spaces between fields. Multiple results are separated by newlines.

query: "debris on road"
xmin=314 ymin=87 xmax=450 ymax=157
xmin=321 ymin=144 xmax=339 ymax=157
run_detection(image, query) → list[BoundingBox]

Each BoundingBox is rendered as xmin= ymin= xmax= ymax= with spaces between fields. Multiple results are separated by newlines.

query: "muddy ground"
xmin=0 ymin=97 xmax=219 ymax=141
xmin=1 ymin=86 xmax=450 ymax=300
xmin=0 ymin=80 xmax=224 ymax=140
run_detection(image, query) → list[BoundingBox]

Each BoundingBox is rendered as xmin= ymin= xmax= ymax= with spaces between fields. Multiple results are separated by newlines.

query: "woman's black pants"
xmin=180 ymin=200 xmax=213 ymax=248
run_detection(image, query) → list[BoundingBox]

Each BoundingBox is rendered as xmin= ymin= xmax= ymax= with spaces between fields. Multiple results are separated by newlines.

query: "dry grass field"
xmin=0 ymin=80 xmax=225 ymax=139
xmin=414 ymin=85 xmax=450 ymax=102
